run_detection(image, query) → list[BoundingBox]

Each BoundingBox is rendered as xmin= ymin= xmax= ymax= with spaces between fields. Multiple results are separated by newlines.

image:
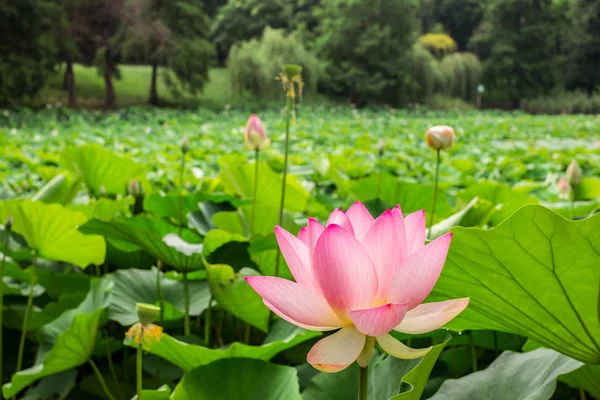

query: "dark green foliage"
xmin=522 ymin=91 xmax=600 ymax=114
xmin=228 ymin=27 xmax=321 ymax=98
xmin=212 ymin=0 xmax=320 ymax=64
xmin=440 ymin=52 xmax=482 ymax=101
xmin=565 ymin=0 xmax=600 ymax=93
xmin=405 ymin=44 xmax=443 ymax=103
xmin=159 ymin=0 xmax=215 ymax=97
xmin=434 ymin=0 xmax=484 ymax=50
xmin=314 ymin=0 xmax=418 ymax=105
xmin=473 ymin=0 xmax=560 ymax=106
xmin=0 ymin=0 xmax=60 ymax=105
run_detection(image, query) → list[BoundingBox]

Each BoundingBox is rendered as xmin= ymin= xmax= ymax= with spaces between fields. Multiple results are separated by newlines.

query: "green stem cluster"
xmin=137 ymin=340 xmax=143 ymax=400
xmin=249 ymin=148 xmax=260 ymax=239
xmin=274 ymin=94 xmax=293 ymax=279
xmin=183 ymin=270 xmax=190 ymax=336
xmin=427 ymin=149 xmax=441 ymax=239
xmin=89 ymin=358 xmax=116 ymax=400
xmin=358 ymin=366 xmax=368 ymax=400
xmin=0 ymin=231 xmax=8 ymax=385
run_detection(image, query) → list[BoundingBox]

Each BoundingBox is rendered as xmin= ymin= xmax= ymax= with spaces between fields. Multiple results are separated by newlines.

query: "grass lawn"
xmin=35 ymin=64 xmax=236 ymax=109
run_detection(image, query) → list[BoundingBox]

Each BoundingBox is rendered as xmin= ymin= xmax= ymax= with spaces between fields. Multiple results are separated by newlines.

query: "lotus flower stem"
xmin=376 ymin=150 xmax=383 ymax=200
xmin=15 ymin=276 xmax=35 ymax=375
xmin=579 ymin=388 xmax=587 ymax=400
xmin=358 ymin=366 xmax=368 ymax=400
xmin=104 ymin=331 xmax=124 ymax=400
xmin=468 ymin=331 xmax=478 ymax=372
xmin=427 ymin=149 xmax=441 ymax=239
xmin=178 ymin=152 xmax=186 ymax=236
xmin=0 ymin=228 xmax=8 ymax=385
xmin=250 ymin=148 xmax=260 ymax=238
xmin=183 ymin=270 xmax=190 ymax=336
xmin=89 ymin=358 xmax=116 ymax=400
xmin=244 ymin=323 xmax=251 ymax=344
xmin=136 ymin=340 xmax=143 ymax=400
xmin=155 ymin=261 xmax=164 ymax=381
xmin=274 ymin=95 xmax=293 ymax=279
xmin=204 ymin=296 xmax=212 ymax=347
xmin=156 ymin=261 xmax=164 ymax=325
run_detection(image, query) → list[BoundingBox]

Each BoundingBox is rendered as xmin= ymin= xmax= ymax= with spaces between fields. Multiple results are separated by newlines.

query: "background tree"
xmin=565 ymin=0 xmax=600 ymax=93
xmin=314 ymin=0 xmax=418 ymax=105
xmin=159 ymin=0 xmax=215 ymax=101
xmin=0 ymin=0 xmax=60 ymax=105
xmin=434 ymin=0 xmax=484 ymax=50
xmin=474 ymin=0 xmax=559 ymax=107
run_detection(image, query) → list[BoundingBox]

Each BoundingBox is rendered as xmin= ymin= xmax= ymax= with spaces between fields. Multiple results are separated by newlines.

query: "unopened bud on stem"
xmin=426 ymin=125 xmax=455 ymax=151
xmin=566 ymin=159 xmax=582 ymax=187
xmin=180 ymin=135 xmax=190 ymax=154
xmin=244 ymin=114 xmax=269 ymax=150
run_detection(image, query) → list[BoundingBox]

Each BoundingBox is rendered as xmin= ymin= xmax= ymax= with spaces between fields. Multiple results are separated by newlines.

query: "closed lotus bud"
xmin=136 ymin=302 xmax=160 ymax=326
xmin=566 ymin=160 xmax=582 ymax=186
xmin=180 ymin=135 xmax=190 ymax=154
xmin=128 ymin=179 xmax=142 ymax=197
xmin=5 ymin=216 xmax=12 ymax=232
xmin=557 ymin=177 xmax=570 ymax=200
xmin=426 ymin=125 xmax=455 ymax=151
xmin=244 ymin=114 xmax=269 ymax=150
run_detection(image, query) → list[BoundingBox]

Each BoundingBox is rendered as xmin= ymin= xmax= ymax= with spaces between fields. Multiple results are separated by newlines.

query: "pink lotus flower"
xmin=244 ymin=114 xmax=269 ymax=150
xmin=246 ymin=202 xmax=469 ymax=372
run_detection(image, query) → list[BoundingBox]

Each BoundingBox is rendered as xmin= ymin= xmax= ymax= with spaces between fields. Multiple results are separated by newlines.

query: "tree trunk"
xmin=104 ymin=63 xmax=116 ymax=109
xmin=62 ymin=65 xmax=69 ymax=90
xmin=148 ymin=63 xmax=159 ymax=106
xmin=65 ymin=59 xmax=77 ymax=108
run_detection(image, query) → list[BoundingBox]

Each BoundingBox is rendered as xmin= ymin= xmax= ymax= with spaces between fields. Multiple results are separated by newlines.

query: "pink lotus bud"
xmin=566 ymin=160 xmax=582 ymax=186
xmin=426 ymin=125 xmax=455 ymax=151
xmin=557 ymin=177 xmax=570 ymax=200
xmin=244 ymin=114 xmax=269 ymax=150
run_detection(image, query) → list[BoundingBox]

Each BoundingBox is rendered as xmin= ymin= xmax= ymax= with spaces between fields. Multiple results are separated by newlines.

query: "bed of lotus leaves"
xmin=0 ymin=106 xmax=598 ymax=399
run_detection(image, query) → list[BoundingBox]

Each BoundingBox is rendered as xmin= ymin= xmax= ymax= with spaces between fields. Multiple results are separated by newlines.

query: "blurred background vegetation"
xmin=1 ymin=0 xmax=599 ymax=113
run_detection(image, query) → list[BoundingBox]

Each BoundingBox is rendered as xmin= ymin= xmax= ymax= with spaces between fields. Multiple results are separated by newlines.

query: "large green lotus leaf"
xmin=31 ymin=173 xmax=81 ymax=205
xmin=218 ymin=154 xmax=309 ymax=213
xmin=37 ymin=278 xmax=112 ymax=357
xmin=79 ymin=216 xmax=203 ymax=271
xmin=21 ymin=369 xmax=77 ymax=400
xmin=171 ymin=358 xmax=302 ymax=400
xmin=108 ymin=268 xmax=211 ymax=326
xmin=60 ymin=144 xmax=147 ymax=196
xmin=4 ymin=279 xmax=112 ymax=397
xmin=67 ymin=197 xmax=134 ymax=221
xmin=457 ymin=181 xmax=538 ymax=225
xmin=576 ymin=177 xmax=600 ymax=200
xmin=428 ymin=197 xmax=480 ymax=239
xmin=212 ymin=204 xmax=300 ymax=237
xmin=0 ymin=200 xmax=105 ymax=268
xmin=428 ymin=348 xmax=582 ymax=400
xmin=560 ymin=364 xmax=600 ymax=398
xmin=124 ymin=325 xmax=318 ymax=372
xmin=544 ymin=200 xmax=598 ymax=219
xmin=3 ymin=304 xmax=107 ymax=398
xmin=303 ymin=337 xmax=449 ymax=400
xmin=429 ymin=205 xmax=600 ymax=364
xmin=350 ymin=174 xmax=453 ymax=221
xmin=206 ymin=264 xmax=269 ymax=331
xmin=144 ymin=192 xmax=200 ymax=224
